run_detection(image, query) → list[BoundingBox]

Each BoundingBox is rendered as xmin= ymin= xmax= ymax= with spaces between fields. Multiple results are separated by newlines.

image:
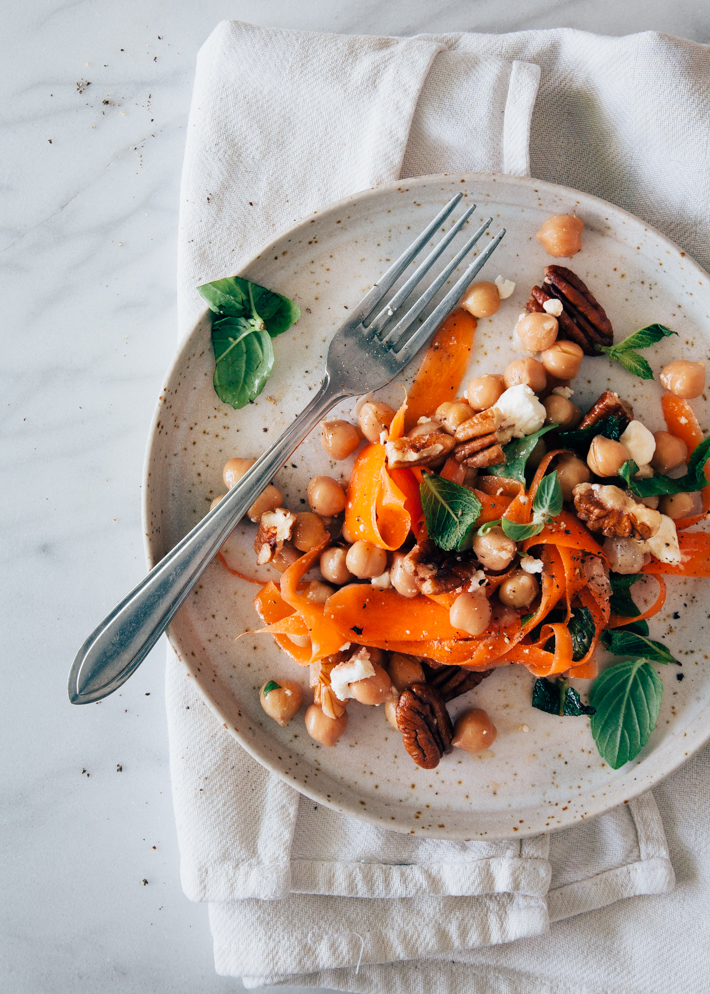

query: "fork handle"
xmin=68 ymin=379 xmax=345 ymax=704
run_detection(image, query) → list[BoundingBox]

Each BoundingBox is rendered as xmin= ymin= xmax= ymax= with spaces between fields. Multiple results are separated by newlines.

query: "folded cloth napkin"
xmin=168 ymin=20 xmax=710 ymax=991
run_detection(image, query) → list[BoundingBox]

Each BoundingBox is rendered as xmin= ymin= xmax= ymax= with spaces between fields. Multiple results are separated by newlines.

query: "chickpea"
xmin=651 ymin=431 xmax=688 ymax=474
xmin=358 ymin=401 xmax=395 ymax=443
xmin=535 ymin=214 xmax=584 ymax=257
xmin=349 ymin=662 xmax=394 ymax=705
xmin=223 ymin=456 xmax=255 ymax=489
xmin=346 ymin=540 xmax=388 ymax=579
xmin=503 ymin=358 xmax=547 ymax=393
xmin=543 ymin=395 xmax=582 ymax=429
xmin=527 ymin=438 xmax=547 ymax=470
xmin=210 ymin=494 xmax=227 ymax=511
xmin=473 ymin=525 xmax=516 ymax=571
xmin=498 ymin=571 xmax=539 ymax=608
xmin=660 ymin=360 xmax=706 ymax=399
xmin=320 ymin=546 xmax=355 ymax=585
xmin=467 ymin=374 xmax=506 ymax=411
xmin=321 ymin=420 xmax=361 ymax=460
xmin=540 ymin=340 xmax=584 ymax=380
xmin=388 ymin=653 xmax=425 ymax=693
xmin=450 ymin=590 xmax=492 ymax=636
xmin=305 ymin=704 xmax=348 ymax=747
xmin=516 ymin=312 xmax=559 ymax=352
xmin=603 ymin=536 xmax=647 ymax=574
xmin=341 ymin=518 xmax=357 ymax=544
xmin=659 ymin=492 xmax=697 ymax=519
xmin=384 ymin=698 xmax=400 ymax=729
xmin=271 ymin=542 xmax=301 ymax=573
xmin=260 ymin=679 xmax=303 ymax=727
xmin=409 ymin=419 xmax=442 ymax=438
xmin=246 ymin=484 xmax=283 ymax=522
xmin=460 ymin=280 xmax=501 ymax=318
xmin=305 ymin=579 xmax=335 ymax=604
xmin=452 ymin=708 xmax=497 ymax=754
xmin=307 ymin=476 xmax=346 ymax=517
xmin=587 ymin=436 xmax=630 ymax=478
xmin=555 ymin=454 xmax=591 ymax=501
xmin=292 ymin=512 xmax=327 ymax=552
xmin=389 ymin=551 xmax=419 ymax=598
xmin=436 ymin=401 xmax=475 ymax=434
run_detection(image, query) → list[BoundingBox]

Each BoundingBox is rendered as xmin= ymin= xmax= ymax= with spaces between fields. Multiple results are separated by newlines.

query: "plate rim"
xmin=143 ymin=170 xmax=710 ymax=839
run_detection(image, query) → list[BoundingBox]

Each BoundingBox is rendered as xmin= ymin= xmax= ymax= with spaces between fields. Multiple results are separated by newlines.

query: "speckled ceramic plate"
xmin=144 ymin=173 xmax=710 ymax=839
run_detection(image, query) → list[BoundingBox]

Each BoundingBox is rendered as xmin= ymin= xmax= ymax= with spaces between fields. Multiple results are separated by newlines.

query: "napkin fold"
xmin=170 ymin=20 xmax=688 ymax=990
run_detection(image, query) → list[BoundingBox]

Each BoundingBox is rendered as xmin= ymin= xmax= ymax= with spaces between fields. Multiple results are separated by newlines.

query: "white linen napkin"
xmin=169 ymin=20 xmax=693 ymax=989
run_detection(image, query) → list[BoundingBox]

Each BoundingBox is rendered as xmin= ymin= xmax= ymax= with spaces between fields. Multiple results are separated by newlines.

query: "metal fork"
xmin=69 ymin=194 xmax=505 ymax=704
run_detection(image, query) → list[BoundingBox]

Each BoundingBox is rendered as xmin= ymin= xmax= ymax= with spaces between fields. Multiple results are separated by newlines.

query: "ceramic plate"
xmin=144 ymin=173 xmax=710 ymax=839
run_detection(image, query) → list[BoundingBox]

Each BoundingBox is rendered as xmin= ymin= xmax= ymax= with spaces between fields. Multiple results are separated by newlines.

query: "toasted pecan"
xmin=396 ymin=683 xmax=453 ymax=769
xmin=572 ymin=483 xmax=661 ymax=540
xmin=386 ymin=431 xmax=455 ymax=470
xmin=422 ymin=663 xmax=493 ymax=703
xmin=403 ymin=540 xmax=483 ymax=595
xmin=578 ymin=391 xmax=633 ymax=431
xmin=527 ymin=265 xmax=613 ymax=356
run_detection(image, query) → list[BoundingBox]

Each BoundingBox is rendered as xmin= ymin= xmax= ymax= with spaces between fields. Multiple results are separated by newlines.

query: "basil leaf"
xmin=488 ymin=425 xmax=557 ymax=483
xmin=198 ymin=276 xmax=300 ymax=409
xmin=420 ymin=475 xmax=482 ymax=552
xmin=532 ymin=678 xmax=596 ymax=717
xmin=262 ymin=680 xmax=281 ymax=694
xmin=477 ymin=519 xmax=502 ymax=536
xmin=621 ymin=434 xmax=710 ymax=497
xmin=590 ymin=659 xmax=663 ymax=768
xmin=533 ymin=471 xmax=563 ymax=519
xmin=600 ymin=323 xmax=677 ymax=354
xmin=569 ymin=605 xmax=596 ymax=662
xmin=601 ymin=629 xmax=676 ymax=664
xmin=501 ymin=518 xmax=543 ymax=541
xmin=557 ymin=414 xmax=624 ymax=454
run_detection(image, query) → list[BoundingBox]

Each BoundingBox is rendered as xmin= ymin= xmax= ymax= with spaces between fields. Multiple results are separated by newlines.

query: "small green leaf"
xmin=488 ymin=425 xmax=557 ymax=483
xmin=601 ymin=629 xmax=676 ymax=664
xmin=521 ymin=612 xmax=536 ymax=627
xmin=601 ymin=323 xmax=677 ymax=354
xmin=501 ymin=518 xmax=543 ymax=541
xmin=557 ymin=414 xmax=624 ymax=455
xmin=477 ymin=519 xmax=502 ymax=536
xmin=263 ymin=680 xmax=282 ymax=695
xmin=420 ymin=475 xmax=482 ymax=552
xmin=620 ymin=433 xmax=710 ymax=497
xmin=563 ymin=686 xmax=597 ymax=716
xmin=533 ymin=471 xmax=563 ymax=520
xmin=610 ymin=572 xmax=642 ymax=592
xmin=532 ymin=678 xmax=596 ymax=717
xmin=569 ymin=605 xmax=596 ymax=662
xmin=604 ymin=350 xmax=655 ymax=379
xmin=590 ymin=659 xmax=663 ymax=768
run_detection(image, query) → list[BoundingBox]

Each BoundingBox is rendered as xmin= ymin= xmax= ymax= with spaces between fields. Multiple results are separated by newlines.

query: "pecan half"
xmin=573 ymin=483 xmax=661 ymax=540
xmin=527 ymin=265 xmax=613 ymax=355
xmin=453 ymin=408 xmax=514 ymax=468
xmin=310 ymin=653 xmax=348 ymax=720
xmin=386 ymin=431 xmax=455 ymax=470
xmin=403 ymin=540 xmax=483 ymax=595
xmin=422 ymin=663 xmax=493 ymax=703
xmin=254 ymin=507 xmax=296 ymax=565
xmin=578 ymin=390 xmax=633 ymax=430
xmin=396 ymin=683 xmax=453 ymax=769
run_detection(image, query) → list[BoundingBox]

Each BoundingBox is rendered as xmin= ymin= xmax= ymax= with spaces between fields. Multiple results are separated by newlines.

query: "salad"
xmin=203 ymin=213 xmax=710 ymax=773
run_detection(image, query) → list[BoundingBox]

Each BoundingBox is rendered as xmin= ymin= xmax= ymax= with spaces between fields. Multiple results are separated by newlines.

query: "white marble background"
xmin=3 ymin=2 xmax=710 ymax=991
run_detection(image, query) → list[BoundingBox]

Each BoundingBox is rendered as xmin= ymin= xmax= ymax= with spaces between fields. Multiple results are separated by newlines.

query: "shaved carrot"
xmin=505 ymin=622 xmax=574 ymax=678
xmin=344 ymin=443 xmax=411 ymax=550
xmin=253 ymin=581 xmax=312 ymax=665
xmin=217 ymin=551 xmax=265 ymax=585
xmin=475 ymin=490 xmax=514 ymax=523
xmin=523 ymin=511 xmax=605 ymax=557
xmin=643 ymin=532 xmax=710 ymax=576
xmin=661 ymin=392 xmax=710 ymax=529
xmin=324 ymin=586 xmax=473 ymax=642
xmin=476 ymin=475 xmax=524 ymax=497
xmin=278 ymin=538 xmax=346 ymax=662
xmin=388 ymin=467 xmax=425 ymax=540
xmin=440 ymin=456 xmax=466 ymax=484
xmin=528 ymin=449 xmax=567 ymax=502
xmin=404 ymin=308 xmax=476 ymax=430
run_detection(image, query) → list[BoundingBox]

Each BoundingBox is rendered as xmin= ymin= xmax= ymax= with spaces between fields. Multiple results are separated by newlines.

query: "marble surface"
xmin=3 ymin=2 xmax=710 ymax=992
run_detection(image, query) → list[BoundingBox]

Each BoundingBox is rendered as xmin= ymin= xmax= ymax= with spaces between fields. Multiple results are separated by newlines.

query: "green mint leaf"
xmin=488 ymin=425 xmax=557 ymax=483
xmin=420 ymin=475 xmax=482 ymax=552
xmin=557 ymin=414 xmax=624 ymax=455
xmin=533 ymin=471 xmax=563 ymax=520
xmin=532 ymin=678 xmax=596 ymax=717
xmin=521 ymin=612 xmax=536 ymax=627
xmin=620 ymin=434 xmax=710 ymax=497
xmin=605 ymin=350 xmax=655 ymax=380
xmin=569 ymin=605 xmax=596 ymax=662
xmin=198 ymin=276 xmax=300 ymax=409
xmin=601 ymin=630 xmax=676 ymax=664
xmin=501 ymin=518 xmax=544 ymax=542
xmin=609 ymin=581 xmax=643 ymax=623
xmin=610 ymin=572 xmax=642 ymax=592
xmin=612 ymin=619 xmax=650 ymax=636
xmin=477 ymin=519 xmax=502 ymax=536
xmin=263 ymin=680 xmax=282 ymax=695
xmin=211 ymin=319 xmax=274 ymax=409
xmin=590 ymin=659 xmax=663 ymax=768
xmin=603 ymin=323 xmax=677 ymax=354
xmin=198 ymin=276 xmax=300 ymax=337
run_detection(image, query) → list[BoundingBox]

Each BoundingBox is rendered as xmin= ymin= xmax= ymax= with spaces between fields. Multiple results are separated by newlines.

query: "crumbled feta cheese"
xmin=331 ymin=648 xmax=375 ymax=701
xmin=339 ymin=643 xmax=351 ymax=652
xmin=620 ymin=420 xmax=656 ymax=467
xmin=493 ymin=384 xmax=546 ymax=439
xmin=542 ymin=298 xmax=564 ymax=316
xmin=638 ymin=514 xmax=681 ymax=565
xmin=260 ymin=508 xmax=296 ymax=542
xmin=417 ymin=416 xmax=431 ymax=424
xmin=520 ymin=556 xmax=543 ymax=574
xmin=379 ymin=429 xmax=388 ymax=444
xmin=494 ymin=275 xmax=516 ymax=299
xmin=552 ymin=385 xmax=574 ymax=398
xmin=371 ymin=571 xmax=391 ymax=589
xmin=468 ymin=570 xmax=487 ymax=591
